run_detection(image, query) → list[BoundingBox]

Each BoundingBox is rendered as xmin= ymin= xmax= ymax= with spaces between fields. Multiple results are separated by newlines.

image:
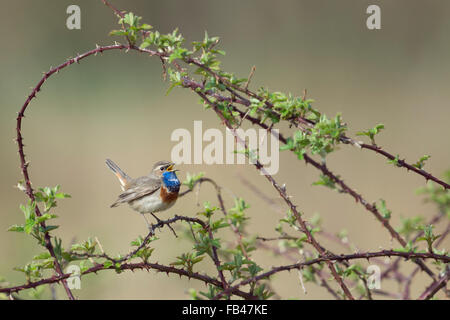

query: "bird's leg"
xmin=142 ymin=214 xmax=153 ymax=231
xmin=150 ymin=212 xmax=178 ymax=238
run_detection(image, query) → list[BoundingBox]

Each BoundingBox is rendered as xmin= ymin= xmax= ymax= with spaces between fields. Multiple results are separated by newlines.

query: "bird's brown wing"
xmin=110 ymin=176 xmax=161 ymax=207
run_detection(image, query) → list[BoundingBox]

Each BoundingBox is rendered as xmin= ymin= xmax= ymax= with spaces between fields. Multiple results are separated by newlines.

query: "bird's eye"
xmin=160 ymin=166 xmax=164 ymax=171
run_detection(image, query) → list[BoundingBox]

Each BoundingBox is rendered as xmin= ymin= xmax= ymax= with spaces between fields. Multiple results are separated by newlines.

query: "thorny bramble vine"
xmin=1 ymin=1 xmax=449 ymax=300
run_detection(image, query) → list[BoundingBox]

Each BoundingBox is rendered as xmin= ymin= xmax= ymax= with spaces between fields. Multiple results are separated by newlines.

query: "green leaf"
xmin=165 ymin=81 xmax=182 ymax=96
xmin=356 ymin=124 xmax=384 ymax=144
xmin=168 ymin=47 xmax=188 ymax=63
xmin=312 ymin=175 xmax=336 ymax=190
xmin=413 ymin=155 xmax=431 ymax=169
xmin=140 ymin=23 xmax=153 ymax=30
xmin=33 ymin=252 xmax=51 ymax=260
xmin=182 ymin=172 xmax=205 ymax=190
xmin=109 ymin=30 xmax=128 ymax=36
xmin=376 ymin=199 xmax=391 ymax=220
xmin=55 ymin=193 xmax=71 ymax=199
xmin=198 ymin=201 xmax=218 ymax=218
xmin=24 ymin=219 xmax=36 ymax=234
xmin=396 ymin=216 xmax=423 ymax=237
xmin=130 ymin=235 xmax=144 ymax=247
xmin=121 ymin=12 xmax=139 ymax=27
xmin=36 ymin=213 xmax=58 ymax=224
xmin=8 ymin=225 xmax=24 ymax=233
xmin=20 ymin=201 xmax=36 ymax=220
xmin=388 ymin=155 xmax=401 ymax=167
xmin=42 ymin=225 xmax=59 ymax=233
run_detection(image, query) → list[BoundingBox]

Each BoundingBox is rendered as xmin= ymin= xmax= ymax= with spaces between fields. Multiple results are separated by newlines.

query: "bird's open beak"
xmin=166 ymin=164 xmax=175 ymax=172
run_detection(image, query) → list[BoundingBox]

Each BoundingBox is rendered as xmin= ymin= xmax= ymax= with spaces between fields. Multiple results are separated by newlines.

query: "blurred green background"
xmin=1 ymin=0 xmax=449 ymax=299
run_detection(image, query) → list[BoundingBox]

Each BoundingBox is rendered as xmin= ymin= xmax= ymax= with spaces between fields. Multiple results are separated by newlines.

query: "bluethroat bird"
xmin=106 ymin=159 xmax=181 ymax=228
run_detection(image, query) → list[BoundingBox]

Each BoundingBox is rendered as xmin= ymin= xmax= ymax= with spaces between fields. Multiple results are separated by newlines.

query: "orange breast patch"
xmin=160 ymin=185 xmax=179 ymax=203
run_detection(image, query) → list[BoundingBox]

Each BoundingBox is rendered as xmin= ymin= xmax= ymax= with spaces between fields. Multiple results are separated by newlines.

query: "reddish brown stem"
xmin=213 ymin=250 xmax=449 ymax=299
xmin=195 ymin=91 xmax=355 ymax=300
xmin=16 ymin=44 xmax=128 ymax=300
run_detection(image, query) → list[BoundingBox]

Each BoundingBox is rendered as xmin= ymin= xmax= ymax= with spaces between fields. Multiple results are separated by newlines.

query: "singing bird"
xmin=106 ymin=159 xmax=181 ymax=228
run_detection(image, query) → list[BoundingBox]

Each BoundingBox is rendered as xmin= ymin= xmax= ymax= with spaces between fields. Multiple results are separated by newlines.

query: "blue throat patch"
xmin=162 ymin=171 xmax=181 ymax=193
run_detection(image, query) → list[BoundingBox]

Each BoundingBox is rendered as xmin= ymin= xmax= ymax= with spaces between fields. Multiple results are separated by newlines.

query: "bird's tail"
xmin=105 ymin=158 xmax=131 ymax=189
